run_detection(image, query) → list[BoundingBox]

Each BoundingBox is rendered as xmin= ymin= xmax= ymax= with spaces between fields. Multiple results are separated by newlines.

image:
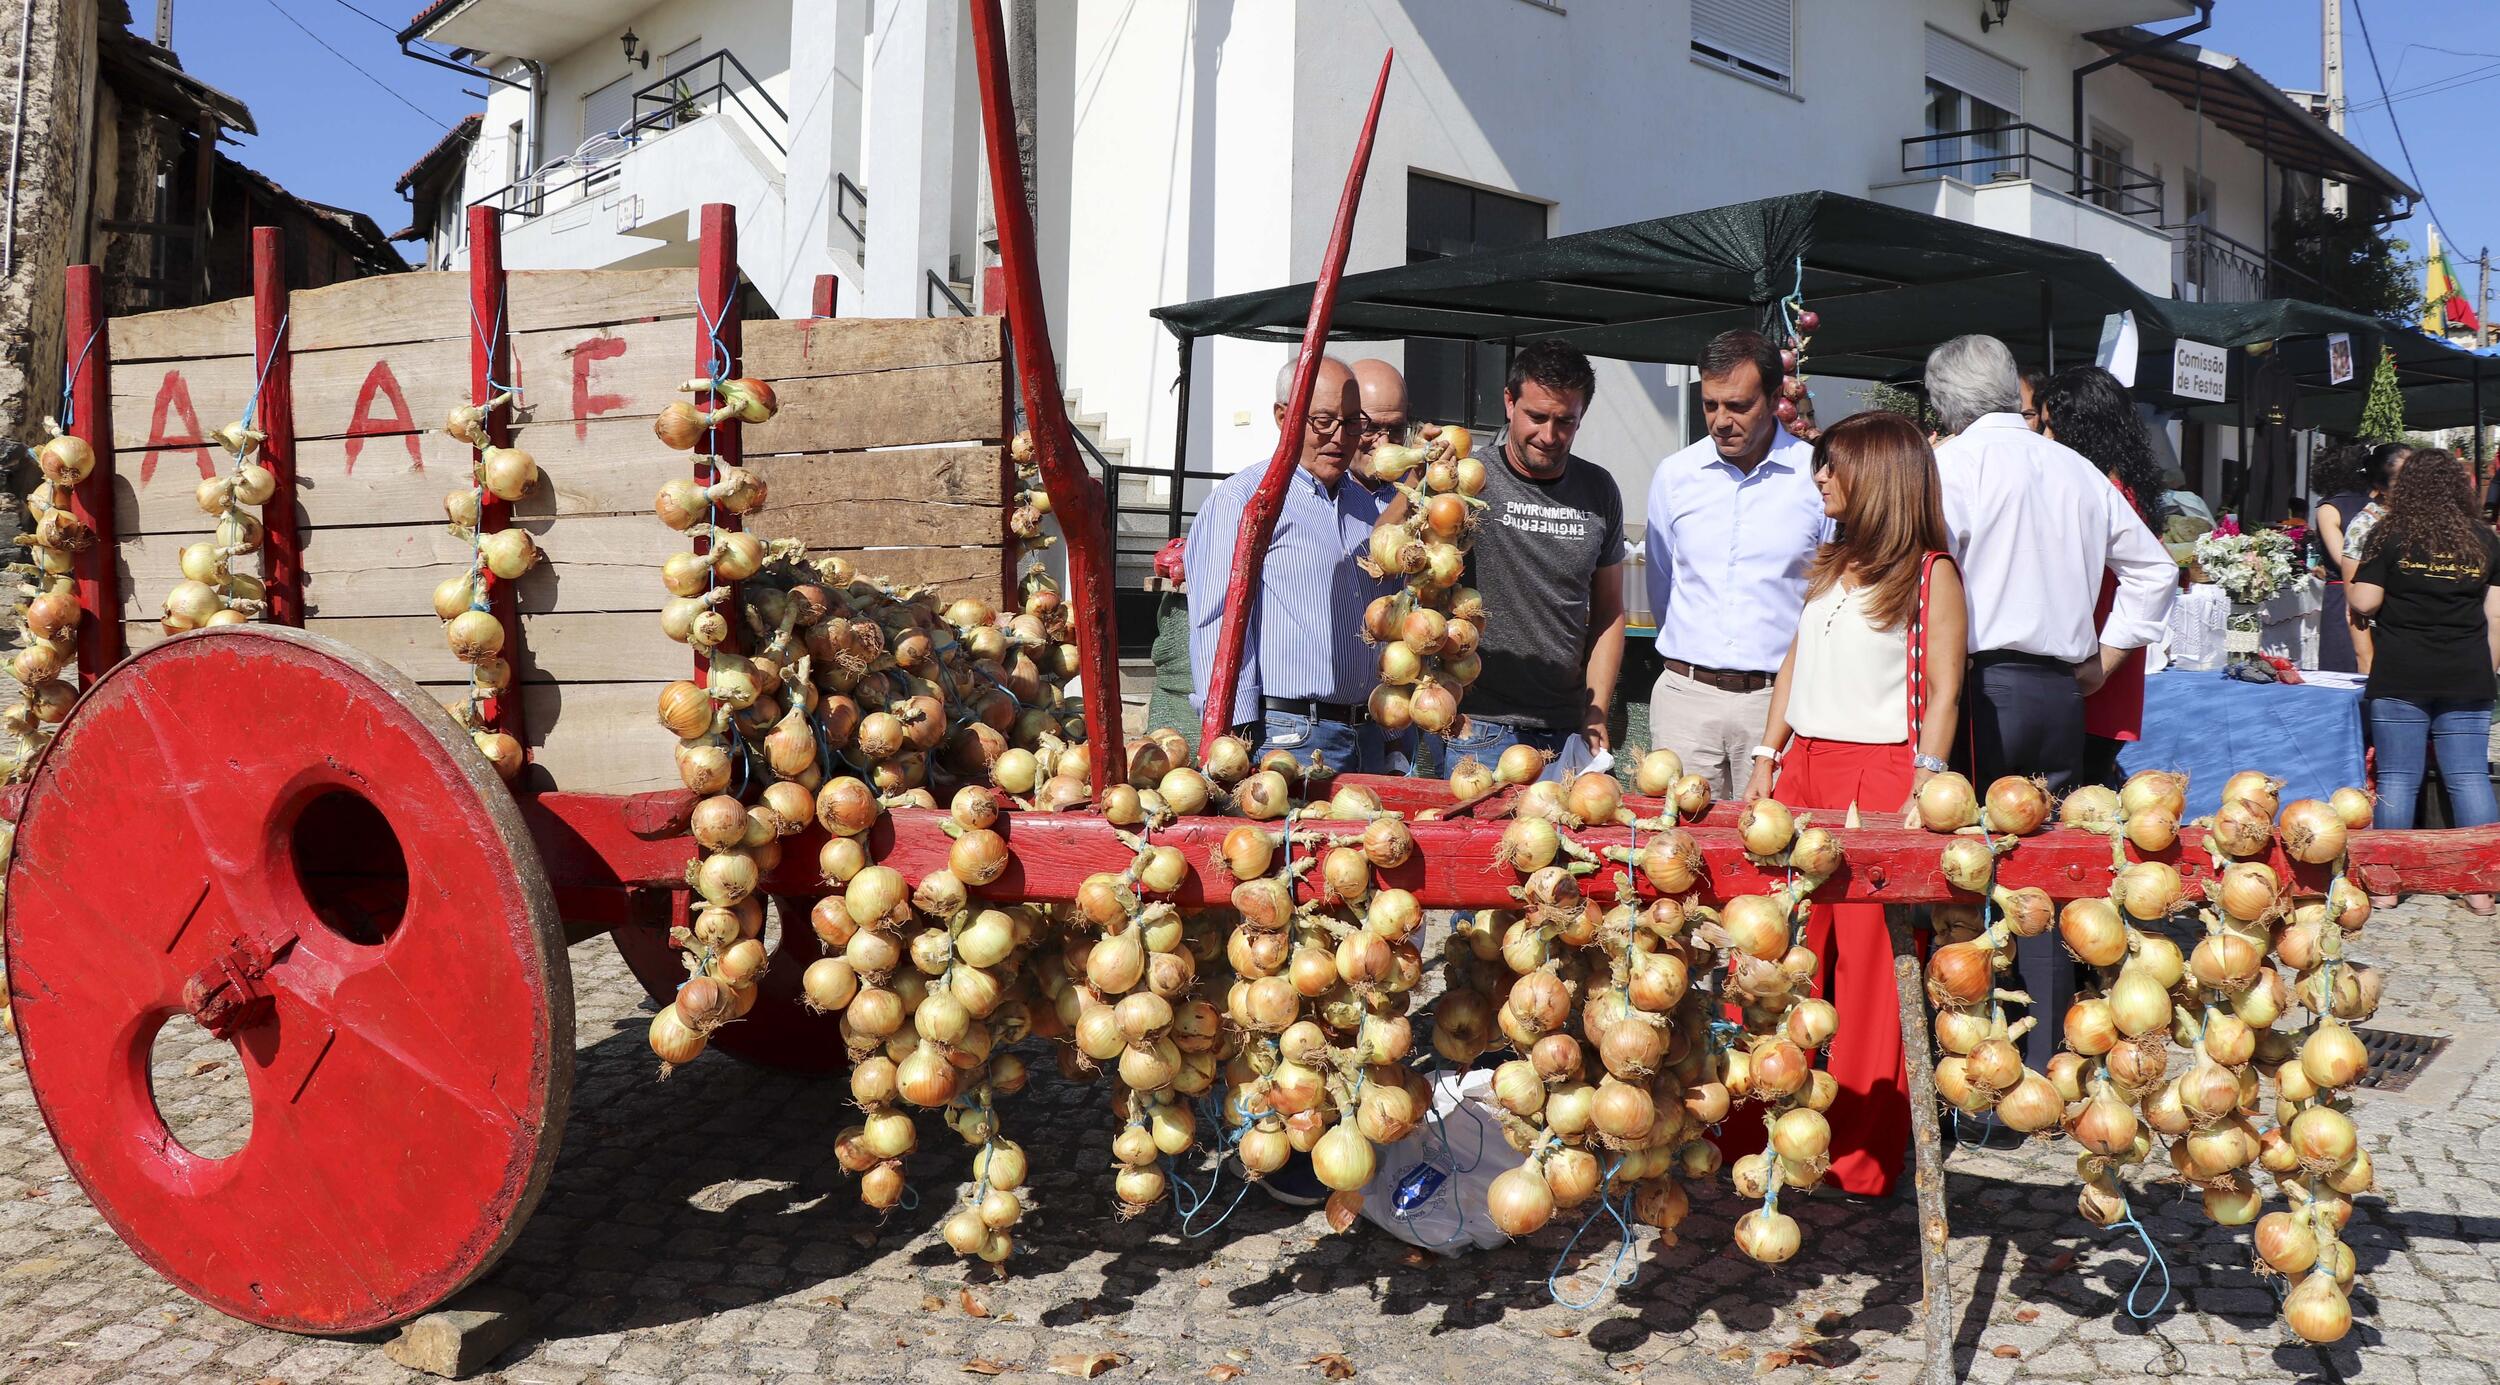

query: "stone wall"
xmin=0 ymin=0 xmax=102 ymax=452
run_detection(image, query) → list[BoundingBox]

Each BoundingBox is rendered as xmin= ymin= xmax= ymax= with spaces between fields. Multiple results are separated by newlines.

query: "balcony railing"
xmin=2167 ymin=222 xmax=2325 ymax=304
xmin=469 ymin=49 xmax=788 ymax=220
xmin=1901 ymin=123 xmax=2164 ymax=222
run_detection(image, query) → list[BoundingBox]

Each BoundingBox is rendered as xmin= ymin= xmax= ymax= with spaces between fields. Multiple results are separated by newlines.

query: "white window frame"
xmin=1690 ymin=0 xmax=1794 ymax=93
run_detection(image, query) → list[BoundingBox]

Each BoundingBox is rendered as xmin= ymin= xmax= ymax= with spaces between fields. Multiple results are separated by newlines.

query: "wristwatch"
xmin=1750 ymin=743 xmax=1784 ymax=764
xmin=1912 ymin=753 xmax=1951 ymax=774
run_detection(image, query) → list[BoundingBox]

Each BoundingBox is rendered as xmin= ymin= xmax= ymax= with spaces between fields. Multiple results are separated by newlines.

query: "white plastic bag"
xmin=1357 ymin=1068 xmax=1519 ymax=1254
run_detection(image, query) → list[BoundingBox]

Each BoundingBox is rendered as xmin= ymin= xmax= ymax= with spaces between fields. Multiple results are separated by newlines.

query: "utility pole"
xmin=2479 ymin=247 xmax=2492 ymax=346
xmin=2322 ymin=0 xmax=2346 ymax=215
xmin=155 ymin=0 xmax=173 ymax=47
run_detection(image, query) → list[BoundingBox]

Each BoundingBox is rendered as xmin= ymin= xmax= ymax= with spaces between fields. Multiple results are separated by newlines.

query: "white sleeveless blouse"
xmin=1784 ymin=582 xmax=1911 ymax=745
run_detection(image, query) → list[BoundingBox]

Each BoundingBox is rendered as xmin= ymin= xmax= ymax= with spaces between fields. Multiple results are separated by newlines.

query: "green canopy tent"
xmin=1153 ymin=190 xmax=2161 ymax=383
xmin=2131 ymin=298 xmax=2495 ymax=437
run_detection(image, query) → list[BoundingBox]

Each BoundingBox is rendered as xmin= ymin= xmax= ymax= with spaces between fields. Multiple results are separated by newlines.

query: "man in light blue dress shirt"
xmin=1642 ymin=330 xmax=1832 ymax=797
xmin=1185 ymin=356 xmax=1412 ymax=774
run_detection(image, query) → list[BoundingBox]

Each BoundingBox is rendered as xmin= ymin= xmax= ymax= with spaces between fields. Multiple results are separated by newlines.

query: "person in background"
xmin=1423 ymin=340 xmax=1626 ymax=781
xmin=2017 ymin=367 xmax=2049 ymax=432
xmin=1185 ymin=355 xmax=1410 ymax=779
xmin=2332 ymin=442 xmax=2413 ymax=673
xmin=2347 ymin=448 xmax=2500 ymax=916
xmin=1735 ymin=412 xmax=1965 ymax=1198
xmin=2035 ymin=365 xmax=2167 ymax=790
xmin=1349 ymin=358 xmax=1411 ymax=489
xmin=1643 ymin=329 xmax=1830 ymax=797
xmin=2310 ymin=445 xmax=2368 ymax=671
xmin=1926 ymin=335 xmax=2175 ymax=1073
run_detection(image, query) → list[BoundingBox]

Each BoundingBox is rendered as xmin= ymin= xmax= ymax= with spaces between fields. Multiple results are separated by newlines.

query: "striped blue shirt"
xmin=1185 ymin=462 xmax=1394 ymax=727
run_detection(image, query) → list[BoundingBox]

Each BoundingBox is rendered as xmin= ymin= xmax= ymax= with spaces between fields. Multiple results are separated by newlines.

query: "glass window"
xmin=1404 ymin=174 xmax=1548 ymax=432
xmin=1691 ymin=0 xmax=1793 ymax=89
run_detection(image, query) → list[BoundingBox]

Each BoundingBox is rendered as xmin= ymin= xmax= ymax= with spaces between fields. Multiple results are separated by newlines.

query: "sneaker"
xmin=1253 ymin=1151 xmax=1329 ymax=1207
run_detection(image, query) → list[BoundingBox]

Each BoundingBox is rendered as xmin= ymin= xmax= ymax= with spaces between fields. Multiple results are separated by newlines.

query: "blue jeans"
xmin=1422 ymin=720 xmax=1588 ymax=784
xmin=2366 ymin=697 xmax=2498 ymax=832
xmin=1254 ymin=710 xmax=1414 ymax=776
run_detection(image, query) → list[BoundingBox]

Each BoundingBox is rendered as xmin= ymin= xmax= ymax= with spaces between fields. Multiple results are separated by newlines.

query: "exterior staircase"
xmin=1060 ymin=390 xmax=1176 ymax=591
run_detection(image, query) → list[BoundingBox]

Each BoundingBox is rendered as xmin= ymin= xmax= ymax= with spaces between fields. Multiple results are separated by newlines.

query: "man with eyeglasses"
xmin=1350 ymin=358 xmax=1411 ymax=486
xmin=1185 ymin=354 xmax=1413 ymax=776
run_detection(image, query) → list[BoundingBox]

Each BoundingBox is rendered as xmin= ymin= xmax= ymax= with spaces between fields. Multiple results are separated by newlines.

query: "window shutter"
xmin=1924 ymin=29 xmax=2022 ymax=117
xmin=581 ymin=76 xmax=635 ymax=143
xmin=1692 ymin=0 xmax=1793 ymax=79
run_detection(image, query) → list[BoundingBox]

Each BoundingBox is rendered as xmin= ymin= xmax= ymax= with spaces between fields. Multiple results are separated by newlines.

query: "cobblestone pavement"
xmin=2 ymin=896 xmax=2496 ymax=1385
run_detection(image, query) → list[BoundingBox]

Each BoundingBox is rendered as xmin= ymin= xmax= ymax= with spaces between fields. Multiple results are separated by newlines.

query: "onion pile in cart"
xmin=609 ymin=413 xmax=2387 ymax=1345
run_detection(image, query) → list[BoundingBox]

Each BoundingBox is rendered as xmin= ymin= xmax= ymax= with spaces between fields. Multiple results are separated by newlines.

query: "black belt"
xmin=1261 ymin=696 xmax=1365 ymax=725
xmin=1970 ymin=650 xmax=2076 ymax=670
xmin=1660 ymin=657 xmax=1776 ymax=694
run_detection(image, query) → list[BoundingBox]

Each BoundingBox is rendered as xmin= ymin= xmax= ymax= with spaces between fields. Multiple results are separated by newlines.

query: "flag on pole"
xmin=2425 ymin=242 xmax=2481 ymax=335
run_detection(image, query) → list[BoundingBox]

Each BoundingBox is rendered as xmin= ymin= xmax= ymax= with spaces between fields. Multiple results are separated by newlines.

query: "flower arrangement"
xmin=2193 ymin=525 xmax=2300 ymax=610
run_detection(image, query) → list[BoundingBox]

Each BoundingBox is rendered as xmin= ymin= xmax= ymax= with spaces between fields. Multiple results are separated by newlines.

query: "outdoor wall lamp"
xmin=1979 ymin=0 xmax=2012 ymax=31
xmin=621 ymin=29 xmax=651 ymax=69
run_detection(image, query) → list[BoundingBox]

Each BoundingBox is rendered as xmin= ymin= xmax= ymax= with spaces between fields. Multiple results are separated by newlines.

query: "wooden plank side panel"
xmin=743 ymin=316 xmax=1003 ymax=381
xmin=505 ymin=268 xmax=698 ymax=334
xmin=760 ymin=362 xmax=1009 ymax=453
xmin=117 ymin=517 xmax=680 ymax=620
xmin=105 ymin=297 xmax=251 ymax=362
xmin=126 ymin=611 xmax=679 ymax=684
xmin=515 ymin=682 xmax=678 ymax=794
xmin=284 ymin=272 xmax=474 ymax=352
xmin=108 ymin=316 xmax=691 ymax=453
xmin=806 ymin=545 xmax=1008 ymax=601
xmin=745 ymin=447 xmax=1006 ymax=506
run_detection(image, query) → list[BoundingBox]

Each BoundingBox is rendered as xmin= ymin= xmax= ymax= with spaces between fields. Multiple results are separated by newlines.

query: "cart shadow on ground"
xmin=457 ymin=994 xmax=2500 ymax=1379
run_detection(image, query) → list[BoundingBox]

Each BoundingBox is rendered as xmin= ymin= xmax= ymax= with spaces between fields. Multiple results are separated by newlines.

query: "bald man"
xmin=1185 ymin=354 xmax=1410 ymax=778
xmin=1350 ymin=358 xmax=1411 ymax=487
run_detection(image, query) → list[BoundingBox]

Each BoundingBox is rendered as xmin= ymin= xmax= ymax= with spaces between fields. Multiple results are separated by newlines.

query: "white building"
xmin=395 ymin=0 xmax=2413 ymax=577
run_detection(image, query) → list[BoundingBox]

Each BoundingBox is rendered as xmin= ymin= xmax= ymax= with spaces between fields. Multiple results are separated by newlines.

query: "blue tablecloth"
xmin=2117 ymin=670 xmax=2366 ymax=819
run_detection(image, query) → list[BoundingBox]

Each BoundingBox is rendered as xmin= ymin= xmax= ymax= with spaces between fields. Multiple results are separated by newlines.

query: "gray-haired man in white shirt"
xmin=1927 ymin=334 xmax=2174 ymax=1074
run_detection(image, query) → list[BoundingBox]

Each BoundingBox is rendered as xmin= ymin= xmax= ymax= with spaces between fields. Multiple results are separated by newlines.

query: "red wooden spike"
xmin=1198 ymin=49 xmax=1395 ymax=755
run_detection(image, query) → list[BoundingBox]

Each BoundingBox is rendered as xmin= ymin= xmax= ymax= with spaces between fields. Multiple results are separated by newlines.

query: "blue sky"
xmin=2198 ymin=1 xmax=2500 ymax=299
xmin=184 ymin=1 xmax=2496 ymax=281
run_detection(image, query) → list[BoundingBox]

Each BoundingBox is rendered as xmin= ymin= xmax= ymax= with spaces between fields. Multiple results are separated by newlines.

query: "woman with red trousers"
xmin=1733 ymin=411 xmax=1967 ymax=1198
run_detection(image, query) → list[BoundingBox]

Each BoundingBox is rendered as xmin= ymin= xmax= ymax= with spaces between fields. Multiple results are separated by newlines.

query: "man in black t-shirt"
xmin=1419 ymin=341 xmax=1626 ymax=781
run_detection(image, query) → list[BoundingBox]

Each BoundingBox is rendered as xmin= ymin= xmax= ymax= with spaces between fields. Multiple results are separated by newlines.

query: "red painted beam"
xmin=1198 ymin=51 xmax=1394 ymax=755
xmin=694 ymin=203 xmax=744 ymax=684
xmin=811 ymin=272 xmax=838 ymax=320
xmin=527 ymin=789 xmax=2497 ymax=910
xmin=466 ymin=207 xmax=525 ymax=742
xmin=966 ymin=0 xmax=1125 ymax=797
xmin=61 ymin=266 xmax=122 ymax=677
xmin=250 ymin=228 xmax=304 ymax=627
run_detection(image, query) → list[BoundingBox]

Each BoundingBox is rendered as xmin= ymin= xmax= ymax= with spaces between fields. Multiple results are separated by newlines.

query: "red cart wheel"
xmin=3 ymin=627 xmax=571 ymax=1334
xmin=610 ymin=899 xmax=850 ymax=1073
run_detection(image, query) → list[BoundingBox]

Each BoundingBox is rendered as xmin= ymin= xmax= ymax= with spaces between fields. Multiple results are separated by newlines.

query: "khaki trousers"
xmin=1646 ymin=666 xmax=1773 ymax=800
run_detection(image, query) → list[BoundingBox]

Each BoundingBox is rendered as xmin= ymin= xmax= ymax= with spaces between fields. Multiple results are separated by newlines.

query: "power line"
xmin=318 ymin=0 xmax=402 ymax=34
xmin=2348 ymin=0 xmax=2468 ymax=255
xmin=260 ymin=0 xmax=452 ymax=131
xmin=2345 ymin=56 xmax=2500 ymax=113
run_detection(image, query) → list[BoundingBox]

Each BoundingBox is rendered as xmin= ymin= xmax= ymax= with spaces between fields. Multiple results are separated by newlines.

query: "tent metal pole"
xmin=1169 ymin=334 xmax=1194 ymax=539
xmin=2040 ymin=280 xmax=2055 ymax=372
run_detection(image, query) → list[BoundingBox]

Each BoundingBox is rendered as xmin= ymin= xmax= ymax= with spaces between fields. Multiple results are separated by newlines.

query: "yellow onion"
xmin=2300 ymin=1020 xmax=2369 ymax=1091
xmin=2278 ymin=799 xmax=2347 ymax=865
xmin=1486 ymin=1166 xmax=1555 ymax=1235
xmin=2113 ymin=860 xmax=2184 ymax=921
xmin=2328 ymin=786 xmax=2374 ymax=830
xmin=1737 ymin=797 xmax=1795 ymax=855
xmin=446 ymin=609 xmax=506 ymax=663
xmin=2069 ymin=1086 xmax=2139 ymax=1156
xmin=1984 ymin=775 xmax=2051 ymax=834
xmin=479 ymin=528 xmax=540 ymax=580
xmin=2283 ymin=1273 xmax=2351 ymax=1344
xmin=2057 ymin=898 xmax=2129 ymax=967
xmin=1733 ymin=1208 xmax=1801 ymax=1264
xmin=2120 ymin=769 xmax=2186 ymax=818
xmin=1915 ymin=772 xmax=1979 ymax=831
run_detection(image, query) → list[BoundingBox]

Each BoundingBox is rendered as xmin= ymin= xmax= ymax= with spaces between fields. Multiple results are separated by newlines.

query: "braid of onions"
xmin=435 ymin=393 xmax=541 ymax=779
xmin=1357 ymin=424 xmax=1484 ymax=739
xmin=162 ymin=420 xmax=274 ymax=634
xmin=644 ymin=382 xmax=790 ymax=1077
xmin=1917 ymin=775 xmax=2062 ymax=1138
xmin=1461 ymin=770 xmax=1725 ymax=1252
xmin=4 ymin=426 xmax=98 ymax=772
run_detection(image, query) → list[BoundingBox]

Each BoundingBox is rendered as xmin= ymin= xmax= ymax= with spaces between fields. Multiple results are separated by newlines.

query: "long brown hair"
xmin=1805 ymin=411 xmax=1951 ymax=630
xmin=2363 ymin=448 xmax=2487 ymax=567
